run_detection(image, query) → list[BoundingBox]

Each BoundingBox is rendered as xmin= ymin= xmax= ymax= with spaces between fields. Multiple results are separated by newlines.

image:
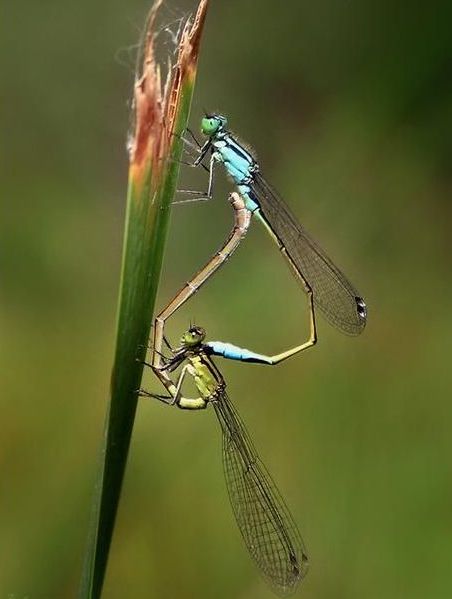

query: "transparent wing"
xmin=251 ymin=172 xmax=367 ymax=335
xmin=212 ymin=391 xmax=308 ymax=596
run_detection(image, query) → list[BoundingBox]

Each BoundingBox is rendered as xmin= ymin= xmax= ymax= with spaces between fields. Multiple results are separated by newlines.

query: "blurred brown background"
xmin=2 ymin=1 xmax=452 ymax=597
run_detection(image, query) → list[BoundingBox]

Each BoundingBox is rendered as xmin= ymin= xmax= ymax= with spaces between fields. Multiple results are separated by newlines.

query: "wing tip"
xmin=271 ymin=550 xmax=309 ymax=596
xmin=314 ymin=295 xmax=368 ymax=335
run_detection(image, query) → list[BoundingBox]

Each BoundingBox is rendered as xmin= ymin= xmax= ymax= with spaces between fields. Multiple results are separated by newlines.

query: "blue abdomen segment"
xmin=207 ymin=341 xmax=272 ymax=365
xmin=238 ymin=185 xmax=259 ymax=212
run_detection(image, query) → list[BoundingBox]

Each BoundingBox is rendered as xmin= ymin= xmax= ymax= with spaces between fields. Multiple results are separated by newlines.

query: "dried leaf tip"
xmin=129 ymin=0 xmax=209 ymax=175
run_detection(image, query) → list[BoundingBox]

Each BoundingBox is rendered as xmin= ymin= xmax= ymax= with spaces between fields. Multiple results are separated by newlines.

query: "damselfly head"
xmin=181 ymin=325 xmax=206 ymax=347
xmin=201 ymin=113 xmax=227 ymax=136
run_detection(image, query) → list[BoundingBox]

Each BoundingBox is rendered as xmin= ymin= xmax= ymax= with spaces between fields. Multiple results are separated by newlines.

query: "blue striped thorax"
xmin=213 ymin=134 xmax=259 ymax=213
xmin=212 ymin=134 xmax=255 ymax=185
xmin=201 ymin=113 xmax=260 ymax=213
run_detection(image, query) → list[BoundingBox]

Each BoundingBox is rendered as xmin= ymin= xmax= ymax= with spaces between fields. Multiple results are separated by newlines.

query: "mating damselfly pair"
xmin=141 ymin=114 xmax=367 ymax=595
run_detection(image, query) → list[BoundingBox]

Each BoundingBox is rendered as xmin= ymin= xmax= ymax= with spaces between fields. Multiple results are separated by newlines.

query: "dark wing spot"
xmin=290 ymin=554 xmax=300 ymax=576
xmin=356 ymin=297 xmax=367 ymax=320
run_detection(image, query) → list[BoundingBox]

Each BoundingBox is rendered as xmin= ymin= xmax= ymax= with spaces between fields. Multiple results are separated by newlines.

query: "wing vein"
xmin=251 ymin=172 xmax=367 ymax=335
xmin=212 ymin=391 xmax=308 ymax=595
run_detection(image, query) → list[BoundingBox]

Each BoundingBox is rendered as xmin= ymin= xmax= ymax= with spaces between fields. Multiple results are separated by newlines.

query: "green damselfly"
xmin=142 ymin=325 xmax=309 ymax=596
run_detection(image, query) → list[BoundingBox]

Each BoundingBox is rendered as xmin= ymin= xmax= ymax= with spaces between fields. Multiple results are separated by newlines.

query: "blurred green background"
xmin=3 ymin=0 xmax=452 ymax=597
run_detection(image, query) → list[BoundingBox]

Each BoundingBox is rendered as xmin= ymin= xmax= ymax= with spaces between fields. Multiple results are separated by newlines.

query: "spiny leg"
xmin=137 ymin=334 xmax=173 ymax=370
xmin=171 ymin=128 xmax=201 ymax=155
xmin=162 ymin=334 xmax=173 ymax=353
xmin=174 ymin=154 xmax=216 ymax=204
xmin=165 ymin=129 xmax=209 ymax=172
xmin=144 ymin=363 xmax=208 ymax=410
xmin=139 ymin=363 xmax=189 ymax=407
xmin=137 ymin=388 xmax=175 ymax=405
xmin=185 ymin=127 xmax=202 ymax=149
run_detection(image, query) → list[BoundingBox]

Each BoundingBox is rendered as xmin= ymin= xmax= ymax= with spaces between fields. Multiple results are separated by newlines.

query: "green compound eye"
xmin=201 ymin=117 xmax=218 ymax=135
xmin=181 ymin=326 xmax=206 ymax=347
xmin=200 ymin=114 xmax=227 ymax=136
